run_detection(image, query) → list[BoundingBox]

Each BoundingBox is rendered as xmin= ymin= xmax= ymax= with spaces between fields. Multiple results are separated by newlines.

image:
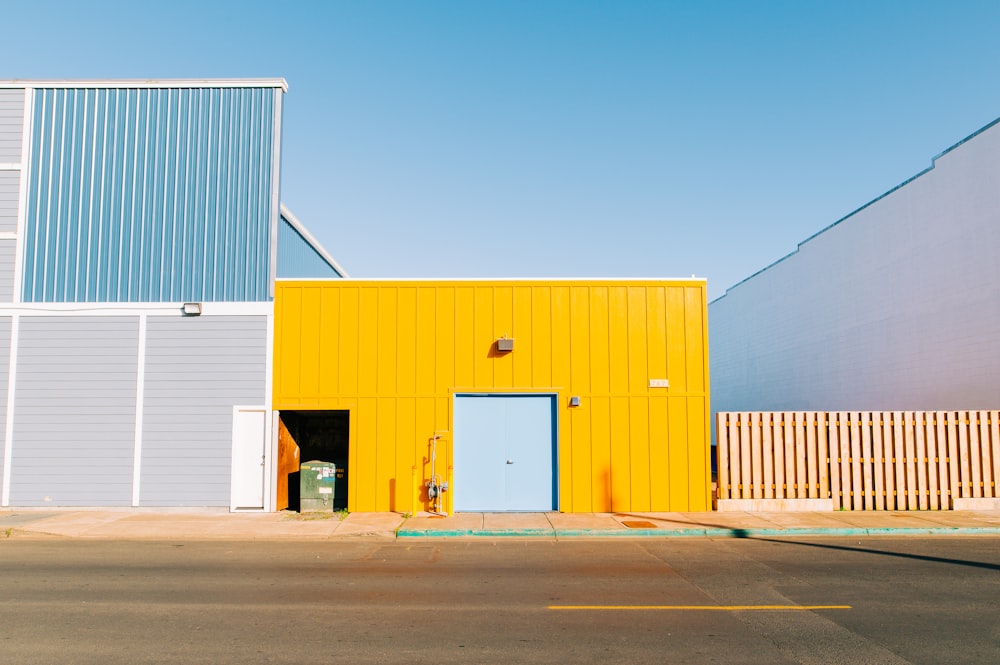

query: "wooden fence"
xmin=716 ymin=411 xmax=1000 ymax=510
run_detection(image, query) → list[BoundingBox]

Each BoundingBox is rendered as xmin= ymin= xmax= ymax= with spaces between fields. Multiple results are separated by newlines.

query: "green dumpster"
xmin=300 ymin=460 xmax=337 ymax=512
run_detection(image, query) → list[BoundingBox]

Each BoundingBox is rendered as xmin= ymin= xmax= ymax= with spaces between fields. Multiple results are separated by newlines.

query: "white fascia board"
xmin=0 ymin=302 xmax=274 ymax=316
xmin=279 ymin=203 xmax=350 ymax=277
xmin=0 ymin=79 xmax=289 ymax=92
xmin=275 ymin=276 xmax=708 ymax=284
xmin=268 ymin=89 xmax=284 ymax=299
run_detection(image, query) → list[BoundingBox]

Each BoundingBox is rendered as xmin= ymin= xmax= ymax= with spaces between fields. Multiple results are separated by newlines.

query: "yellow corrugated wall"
xmin=273 ymin=280 xmax=710 ymax=513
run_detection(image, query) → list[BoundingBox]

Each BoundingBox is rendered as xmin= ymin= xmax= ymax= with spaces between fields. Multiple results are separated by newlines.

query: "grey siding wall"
xmin=0 ymin=170 xmax=18 ymax=233
xmin=0 ymin=89 xmax=24 ymax=163
xmin=710 ymin=119 xmax=1000 ymax=420
xmin=10 ymin=317 xmax=139 ymax=506
xmin=0 ymin=240 xmax=15 ymax=302
xmin=140 ymin=316 xmax=267 ymax=506
xmin=0 ymin=317 xmax=11 ymax=487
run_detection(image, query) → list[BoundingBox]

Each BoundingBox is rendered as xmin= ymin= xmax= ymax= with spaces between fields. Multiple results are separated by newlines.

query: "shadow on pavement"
xmin=747 ymin=536 xmax=1000 ymax=572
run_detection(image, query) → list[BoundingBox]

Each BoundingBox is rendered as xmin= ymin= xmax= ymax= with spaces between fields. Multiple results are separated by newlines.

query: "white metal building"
xmin=710 ymin=116 xmax=1000 ymax=418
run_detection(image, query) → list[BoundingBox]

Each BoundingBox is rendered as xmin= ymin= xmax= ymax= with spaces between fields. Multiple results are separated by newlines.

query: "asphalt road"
xmin=0 ymin=537 xmax=997 ymax=664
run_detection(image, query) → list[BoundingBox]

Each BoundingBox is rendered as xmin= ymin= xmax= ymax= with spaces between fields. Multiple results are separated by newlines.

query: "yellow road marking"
xmin=548 ymin=605 xmax=851 ymax=611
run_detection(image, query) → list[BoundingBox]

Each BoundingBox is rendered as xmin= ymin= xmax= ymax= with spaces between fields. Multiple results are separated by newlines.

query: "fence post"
xmin=925 ymin=412 xmax=939 ymax=510
xmin=861 ymin=412 xmax=874 ymax=510
xmin=957 ymin=411 xmax=972 ymax=501
xmin=739 ymin=412 xmax=752 ymax=500
xmin=762 ymin=413 xmax=774 ymax=499
xmin=970 ymin=411 xmax=983 ymax=499
xmin=728 ymin=413 xmax=741 ymax=501
xmin=750 ymin=412 xmax=763 ymax=499
xmin=805 ymin=412 xmax=817 ymax=499
xmin=717 ymin=413 xmax=730 ymax=501
xmin=828 ymin=414 xmax=841 ymax=510
xmin=783 ymin=412 xmax=796 ymax=499
xmin=990 ymin=411 xmax=1000 ymax=499
xmin=872 ymin=412 xmax=886 ymax=510
xmin=849 ymin=412 xmax=862 ymax=510
xmin=773 ymin=413 xmax=786 ymax=500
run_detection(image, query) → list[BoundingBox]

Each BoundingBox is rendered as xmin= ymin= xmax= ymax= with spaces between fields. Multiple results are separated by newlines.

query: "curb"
xmin=396 ymin=526 xmax=1000 ymax=539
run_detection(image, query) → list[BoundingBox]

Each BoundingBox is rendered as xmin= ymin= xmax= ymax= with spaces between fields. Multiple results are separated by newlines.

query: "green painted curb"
xmin=396 ymin=526 xmax=1000 ymax=538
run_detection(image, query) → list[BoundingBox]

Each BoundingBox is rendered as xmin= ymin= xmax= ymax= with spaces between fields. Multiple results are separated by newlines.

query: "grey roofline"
xmin=711 ymin=113 xmax=1000 ymax=305
xmin=0 ymin=78 xmax=289 ymax=92
xmin=279 ymin=204 xmax=349 ymax=278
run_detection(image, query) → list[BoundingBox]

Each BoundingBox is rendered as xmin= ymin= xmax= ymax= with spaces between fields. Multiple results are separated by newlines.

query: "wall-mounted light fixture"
xmin=182 ymin=302 xmax=203 ymax=316
xmin=496 ymin=336 xmax=514 ymax=353
xmin=569 ymin=396 xmax=581 ymax=407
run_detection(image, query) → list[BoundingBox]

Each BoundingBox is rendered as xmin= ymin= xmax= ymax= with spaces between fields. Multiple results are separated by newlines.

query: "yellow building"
xmin=273 ymin=279 xmax=710 ymax=514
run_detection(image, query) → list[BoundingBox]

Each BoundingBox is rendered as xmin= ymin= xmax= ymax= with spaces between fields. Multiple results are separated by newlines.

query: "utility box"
xmin=300 ymin=460 xmax=337 ymax=512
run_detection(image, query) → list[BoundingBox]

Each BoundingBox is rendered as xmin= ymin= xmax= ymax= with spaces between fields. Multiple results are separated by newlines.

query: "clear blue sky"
xmin=6 ymin=0 xmax=1000 ymax=299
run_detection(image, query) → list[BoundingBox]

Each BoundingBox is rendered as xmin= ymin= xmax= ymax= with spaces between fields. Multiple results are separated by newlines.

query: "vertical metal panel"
xmin=0 ymin=89 xmax=24 ymax=162
xmin=0 ymin=239 xmax=14 ymax=301
xmin=140 ymin=316 xmax=266 ymax=506
xmin=9 ymin=316 xmax=138 ymax=506
xmin=21 ymin=86 xmax=278 ymax=302
xmin=277 ymin=215 xmax=342 ymax=278
xmin=0 ymin=171 xmax=19 ymax=232
xmin=273 ymin=280 xmax=711 ymax=513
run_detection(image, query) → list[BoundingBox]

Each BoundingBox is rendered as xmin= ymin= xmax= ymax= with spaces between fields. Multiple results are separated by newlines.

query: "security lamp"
xmin=182 ymin=302 xmax=202 ymax=316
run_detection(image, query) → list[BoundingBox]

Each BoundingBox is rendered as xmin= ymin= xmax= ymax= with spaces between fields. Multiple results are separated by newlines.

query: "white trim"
xmin=0 ymin=163 xmax=19 ymax=170
xmin=268 ymin=90 xmax=283 ymax=299
xmin=1 ymin=314 xmax=18 ymax=506
xmin=131 ymin=314 xmax=147 ymax=507
xmin=264 ymin=307 xmax=276 ymax=511
xmin=279 ymin=204 xmax=349 ymax=278
xmin=268 ymin=410 xmax=279 ymax=513
xmin=0 ymin=301 xmax=273 ymax=317
xmin=0 ymin=79 xmax=288 ymax=92
xmin=0 ymin=233 xmax=16 ymax=240
xmin=275 ymin=276 xmax=708 ymax=284
xmin=12 ymin=88 xmax=32 ymax=306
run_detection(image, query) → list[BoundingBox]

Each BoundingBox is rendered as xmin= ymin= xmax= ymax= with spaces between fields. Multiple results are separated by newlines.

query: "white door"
xmin=231 ymin=408 xmax=267 ymax=510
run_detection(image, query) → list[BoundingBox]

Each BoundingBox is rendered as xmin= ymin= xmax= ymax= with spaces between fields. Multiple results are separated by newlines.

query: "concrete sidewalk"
xmin=3 ymin=507 xmax=1000 ymax=541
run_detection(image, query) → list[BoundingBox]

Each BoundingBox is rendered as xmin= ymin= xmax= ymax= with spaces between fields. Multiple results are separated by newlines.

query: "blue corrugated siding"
xmin=277 ymin=215 xmax=342 ymax=278
xmin=21 ymin=86 xmax=278 ymax=302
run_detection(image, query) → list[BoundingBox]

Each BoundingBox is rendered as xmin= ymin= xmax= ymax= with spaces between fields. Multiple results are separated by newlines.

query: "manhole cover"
xmin=621 ymin=520 xmax=658 ymax=529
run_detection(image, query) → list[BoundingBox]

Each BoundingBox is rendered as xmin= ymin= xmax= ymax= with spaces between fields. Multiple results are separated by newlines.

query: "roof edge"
xmin=279 ymin=204 xmax=349 ymax=278
xmin=0 ymin=78 xmax=289 ymax=92
xmin=276 ymin=277 xmax=708 ymax=284
xmin=711 ymin=113 xmax=1000 ymax=305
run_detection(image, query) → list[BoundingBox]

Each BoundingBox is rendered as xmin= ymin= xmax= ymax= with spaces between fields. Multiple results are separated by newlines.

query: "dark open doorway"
xmin=279 ymin=410 xmax=350 ymax=512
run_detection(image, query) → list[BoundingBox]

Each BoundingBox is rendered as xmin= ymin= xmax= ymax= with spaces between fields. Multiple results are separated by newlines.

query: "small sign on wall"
xmin=649 ymin=379 xmax=670 ymax=388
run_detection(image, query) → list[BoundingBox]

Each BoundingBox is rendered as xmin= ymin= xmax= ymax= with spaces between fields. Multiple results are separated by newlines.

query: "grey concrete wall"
xmin=139 ymin=316 xmax=267 ymax=506
xmin=710 ymin=118 xmax=1000 ymax=420
xmin=9 ymin=316 xmax=139 ymax=506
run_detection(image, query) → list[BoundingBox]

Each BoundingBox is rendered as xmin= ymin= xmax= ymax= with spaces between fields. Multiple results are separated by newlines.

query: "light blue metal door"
xmin=454 ymin=395 xmax=556 ymax=511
